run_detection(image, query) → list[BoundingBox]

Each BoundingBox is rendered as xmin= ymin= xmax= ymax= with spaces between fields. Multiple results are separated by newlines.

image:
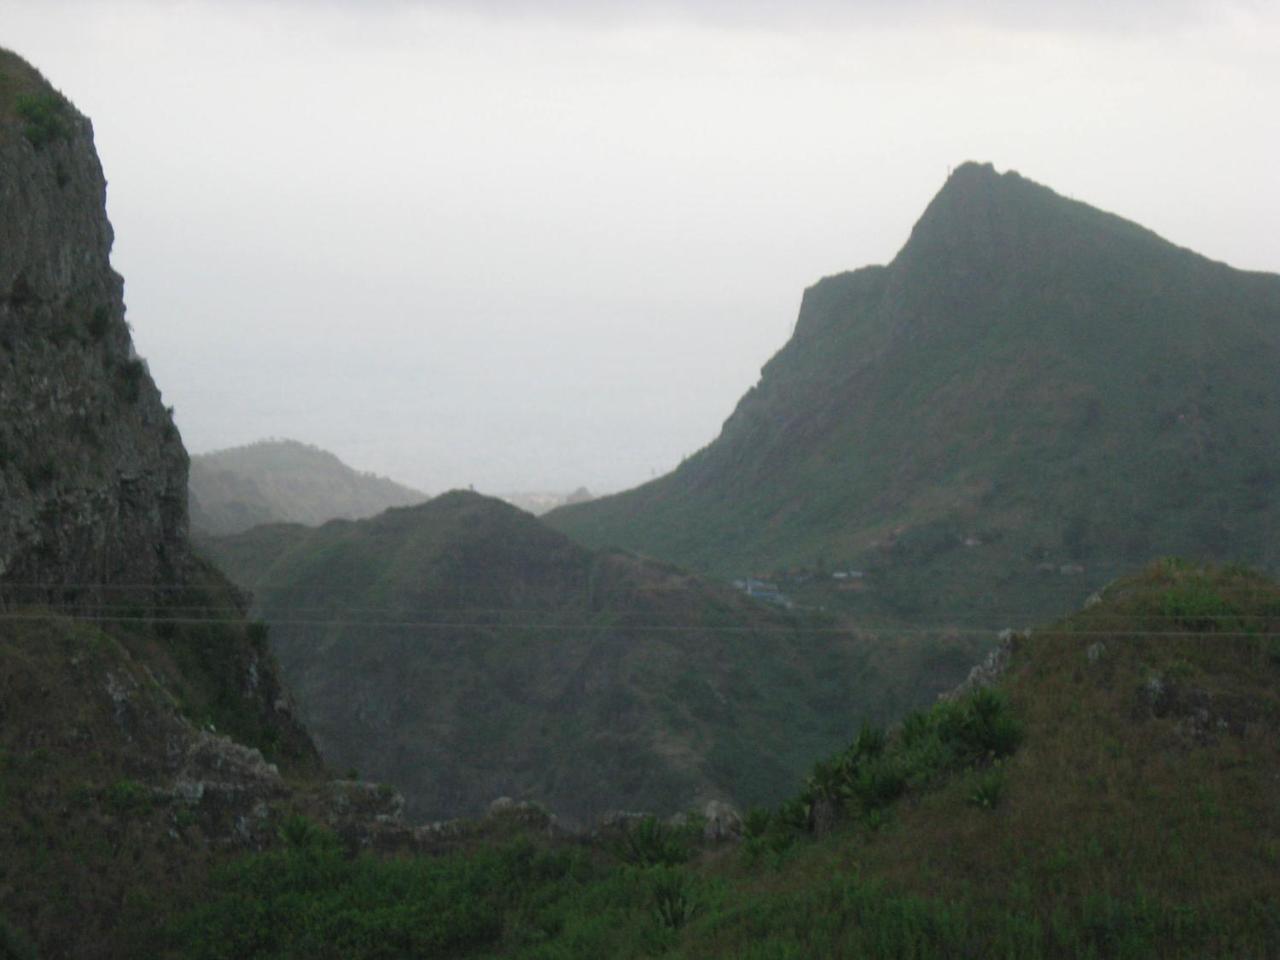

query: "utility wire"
xmin=2 ymin=598 xmax=1277 ymax=623
xmin=3 ymin=609 xmax=1278 ymax=639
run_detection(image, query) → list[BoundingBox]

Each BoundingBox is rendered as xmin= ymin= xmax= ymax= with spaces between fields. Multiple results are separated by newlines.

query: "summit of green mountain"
xmin=548 ymin=163 xmax=1280 ymax=624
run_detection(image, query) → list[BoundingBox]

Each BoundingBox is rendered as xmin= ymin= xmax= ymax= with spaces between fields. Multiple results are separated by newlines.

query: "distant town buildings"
xmin=732 ymin=578 xmax=793 ymax=608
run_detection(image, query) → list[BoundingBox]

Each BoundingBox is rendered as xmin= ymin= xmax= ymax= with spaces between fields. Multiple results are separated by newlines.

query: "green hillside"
xmin=189 ymin=439 xmax=426 ymax=536
xmin=201 ymin=491 xmax=985 ymax=824
xmin=167 ymin=561 xmax=1280 ymax=958
xmin=548 ymin=163 xmax=1280 ymax=626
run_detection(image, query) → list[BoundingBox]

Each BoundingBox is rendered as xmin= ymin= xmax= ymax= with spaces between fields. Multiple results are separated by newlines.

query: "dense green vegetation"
xmin=0 ymin=49 xmax=74 ymax=149
xmin=176 ymin=827 xmax=1271 ymax=960
xmin=161 ymin=689 xmax=1033 ymax=959
xmin=189 ymin=439 xmax=426 ymax=536
xmin=14 ymin=92 xmax=72 ymax=149
xmin=549 ymin=164 xmax=1280 ymax=627
xmin=162 ymin=562 xmax=1280 ymax=959
xmin=201 ymin=490 xmax=983 ymax=823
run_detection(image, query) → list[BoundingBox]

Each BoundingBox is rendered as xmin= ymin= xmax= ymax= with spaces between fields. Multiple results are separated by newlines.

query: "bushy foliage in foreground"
xmin=170 ymin=690 xmax=1032 ymax=959
xmin=169 ymin=825 xmax=717 ymax=960
xmin=741 ymin=686 xmax=1023 ymax=862
xmin=168 ymin=821 xmax=1278 ymax=960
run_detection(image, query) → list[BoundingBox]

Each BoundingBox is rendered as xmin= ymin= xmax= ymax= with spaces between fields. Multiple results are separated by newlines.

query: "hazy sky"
xmin=2 ymin=1 xmax=1277 ymax=494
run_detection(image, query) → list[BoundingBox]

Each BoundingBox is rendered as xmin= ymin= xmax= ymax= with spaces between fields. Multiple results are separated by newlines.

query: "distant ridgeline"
xmin=201 ymin=490 xmax=985 ymax=825
xmin=189 ymin=438 xmax=426 ymax=535
xmin=548 ymin=163 xmax=1280 ymax=625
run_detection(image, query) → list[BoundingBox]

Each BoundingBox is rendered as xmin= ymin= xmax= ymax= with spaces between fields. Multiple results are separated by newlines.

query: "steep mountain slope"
xmin=189 ymin=438 xmax=426 ymax=535
xmin=671 ymin=560 xmax=1280 ymax=958
xmin=549 ymin=163 xmax=1280 ymax=624
xmin=673 ymin=560 xmax=1280 ymax=957
xmin=0 ymin=49 xmax=411 ymax=959
xmin=202 ymin=491 xmax=984 ymax=824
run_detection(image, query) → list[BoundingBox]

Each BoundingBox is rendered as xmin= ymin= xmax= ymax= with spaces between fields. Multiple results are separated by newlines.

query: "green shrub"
xmin=898 ymin=709 xmax=933 ymax=749
xmin=16 ymin=91 xmax=72 ymax=148
xmin=614 ymin=816 xmax=689 ymax=867
xmin=938 ymin=688 xmax=1023 ymax=760
xmin=104 ymin=778 xmax=152 ymax=815
xmin=278 ymin=813 xmax=327 ymax=850
xmin=741 ymin=807 xmax=804 ymax=867
xmin=1160 ymin=580 xmax=1234 ymax=630
xmin=650 ymin=866 xmax=700 ymax=930
xmin=742 ymin=806 xmax=772 ymax=840
xmin=967 ymin=766 xmax=1006 ymax=810
xmin=850 ymin=722 xmax=887 ymax=760
xmin=791 ymin=689 xmax=1023 ymax=837
xmin=803 ymin=756 xmax=847 ymax=809
xmin=851 ymin=756 xmax=906 ymax=811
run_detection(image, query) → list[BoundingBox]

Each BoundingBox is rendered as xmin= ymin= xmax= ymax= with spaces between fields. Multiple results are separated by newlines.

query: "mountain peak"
xmin=896 ymin=161 xmax=1049 ymax=266
xmin=190 ymin=439 xmax=425 ymax=534
xmin=943 ymin=159 xmax=1003 ymax=188
xmin=893 ymin=161 xmax=1189 ymax=285
xmin=550 ymin=165 xmax=1280 ymax=624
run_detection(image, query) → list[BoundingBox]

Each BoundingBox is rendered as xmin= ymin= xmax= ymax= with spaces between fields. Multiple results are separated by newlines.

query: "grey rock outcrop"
xmin=0 ymin=51 xmax=188 ymax=602
xmin=939 ymin=628 xmax=1024 ymax=701
xmin=702 ymin=799 xmax=742 ymax=842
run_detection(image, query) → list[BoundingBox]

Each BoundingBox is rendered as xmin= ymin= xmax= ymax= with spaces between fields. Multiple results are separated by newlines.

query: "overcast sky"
xmin=2 ymin=0 xmax=1277 ymax=495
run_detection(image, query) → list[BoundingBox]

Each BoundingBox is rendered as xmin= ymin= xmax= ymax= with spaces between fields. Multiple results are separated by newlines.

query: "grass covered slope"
xmin=0 ymin=562 xmax=328 ymax=959
xmin=189 ymin=439 xmax=426 ymax=536
xmin=700 ymin=559 xmax=1280 ymax=957
xmin=169 ymin=561 xmax=1280 ymax=959
xmin=549 ymin=164 xmax=1280 ymax=624
xmin=201 ymin=490 xmax=985 ymax=824
xmin=0 ymin=47 xmax=75 ymax=143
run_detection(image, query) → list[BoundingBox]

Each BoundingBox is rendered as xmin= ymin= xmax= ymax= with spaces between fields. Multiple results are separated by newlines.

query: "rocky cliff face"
xmin=0 ymin=50 xmax=188 ymax=602
xmin=0 ymin=51 xmax=362 ymax=958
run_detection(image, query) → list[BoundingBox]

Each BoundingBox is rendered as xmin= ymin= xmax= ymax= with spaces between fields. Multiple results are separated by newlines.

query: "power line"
xmin=2 ymin=597 xmax=1278 ymax=623
xmin=4 ymin=588 xmax=1278 ymax=619
xmin=3 ymin=609 xmax=1278 ymax=639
